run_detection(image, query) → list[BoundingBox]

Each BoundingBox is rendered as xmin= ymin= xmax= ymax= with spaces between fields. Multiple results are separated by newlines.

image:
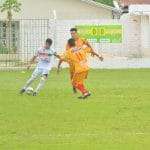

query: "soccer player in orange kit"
xmin=58 ymin=28 xmax=103 ymax=94
xmin=57 ymin=38 xmax=103 ymax=99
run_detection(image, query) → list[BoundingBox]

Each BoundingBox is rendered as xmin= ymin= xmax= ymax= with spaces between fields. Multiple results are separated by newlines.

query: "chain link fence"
xmin=0 ymin=19 xmax=50 ymax=70
xmin=0 ymin=17 xmax=150 ymax=70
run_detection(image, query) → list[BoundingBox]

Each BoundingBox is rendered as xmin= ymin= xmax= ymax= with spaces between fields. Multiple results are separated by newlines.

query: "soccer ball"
xmin=26 ymin=87 xmax=34 ymax=95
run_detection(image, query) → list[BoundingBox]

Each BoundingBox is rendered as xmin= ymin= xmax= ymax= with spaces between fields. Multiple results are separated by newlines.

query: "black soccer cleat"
xmin=78 ymin=92 xmax=91 ymax=99
xmin=33 ymin=92 xmax=37 ymax=96
xmin=20 ymin=89 xmax=26 ymax=94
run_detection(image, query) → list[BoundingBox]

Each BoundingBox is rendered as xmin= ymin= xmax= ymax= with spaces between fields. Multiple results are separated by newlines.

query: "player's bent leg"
xmin=75 ymin=83 xmax=91 ymax=99
xmin=72 ymin=72 xmax=91 ymax=99
xmin=20 ymin=68 xmax=40 ymax=94
xmin=33 ymin=74 xmax=48 ymax=96
xmin=70 ymin=69 xmax=77 ymax=94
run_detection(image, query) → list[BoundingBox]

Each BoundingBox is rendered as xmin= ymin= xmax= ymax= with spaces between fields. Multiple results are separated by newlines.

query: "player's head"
xmin=70 ymin=28 xmax=78 ymax=39
xmin=45 ymin=38 xmax=53 ymax=49
xmin=68 ymin=38 xmax=76 ymax=48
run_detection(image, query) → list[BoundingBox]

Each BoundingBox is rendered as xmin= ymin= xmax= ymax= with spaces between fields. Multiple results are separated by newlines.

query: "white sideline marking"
xmin=135 ymin=133 xmax=145 ymax=135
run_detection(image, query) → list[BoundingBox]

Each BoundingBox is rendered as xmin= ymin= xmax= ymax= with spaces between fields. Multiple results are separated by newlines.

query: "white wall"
xmin=49 ymin=17 xmax=144 ymax=68
xmin=50 ymin=17 xmax=141 ymax=57
xmin=0 ymin=0 xmax=112 ymax=20
xmin=120 ymin=14 xmax=141 ymax=57
xmin=141 ymin=15 xmax=150 ymax=57
xmin=15 ymin=17 xmax=144 ymax=68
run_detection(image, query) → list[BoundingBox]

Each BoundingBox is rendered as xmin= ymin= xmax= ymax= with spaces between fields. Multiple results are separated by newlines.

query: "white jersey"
xmin=36 ymin=47 xmax=55 ymax=70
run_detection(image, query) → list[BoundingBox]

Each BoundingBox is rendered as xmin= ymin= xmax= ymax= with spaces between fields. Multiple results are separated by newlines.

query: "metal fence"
xmin=0 ymin=17 xmax=150 ymax=70
xmin=0 ymin=19 xmax=50 ymax=70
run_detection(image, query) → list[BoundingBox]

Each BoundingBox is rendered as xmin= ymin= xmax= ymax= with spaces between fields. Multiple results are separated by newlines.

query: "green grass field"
xmin=0 ymin=69 xmax=150 ymax=150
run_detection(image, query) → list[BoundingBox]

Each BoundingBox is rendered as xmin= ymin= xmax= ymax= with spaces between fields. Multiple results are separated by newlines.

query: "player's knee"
xmin=41 ymin=76 xmax=47 ymax=81
xmin=72 ymin=81 xmax=77 ymax=87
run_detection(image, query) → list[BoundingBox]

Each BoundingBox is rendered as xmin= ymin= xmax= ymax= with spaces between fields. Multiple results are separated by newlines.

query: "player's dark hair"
xmin=68 ymin=38 xmax=75 ymax=47
xmin=70 ymin=28 xmax=77 ymax=32
xmin=46 ymin=38 xmax=53 ymax=46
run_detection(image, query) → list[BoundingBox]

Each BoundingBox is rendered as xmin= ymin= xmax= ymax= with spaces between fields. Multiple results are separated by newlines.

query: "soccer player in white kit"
xmin=20 ymin=38 xmax=56 ymax=96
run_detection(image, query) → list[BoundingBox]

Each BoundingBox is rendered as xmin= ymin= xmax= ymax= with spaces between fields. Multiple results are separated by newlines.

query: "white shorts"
xmin=32 ymin=67 xmax=51 ymax=78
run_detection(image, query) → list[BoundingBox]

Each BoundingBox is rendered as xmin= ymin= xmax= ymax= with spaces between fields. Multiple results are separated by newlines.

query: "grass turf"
xmin=0 ymin=69 xmax=150 ymax=149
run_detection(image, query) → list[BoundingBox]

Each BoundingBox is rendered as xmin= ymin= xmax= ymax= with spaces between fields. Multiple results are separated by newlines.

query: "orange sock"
xmin=75 ymin=83 xmax=88 ymax=94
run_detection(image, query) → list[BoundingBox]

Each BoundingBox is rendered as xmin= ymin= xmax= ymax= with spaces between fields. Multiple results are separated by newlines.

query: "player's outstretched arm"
xmin=85 ymin=41 xmax=96 ymax=57
xmin=53 ymin=51 xmax=68 ymax=73
xmin=85 ymin=41 xmax=103 ymax=61
xmin=91 ymin=51 xmax=104 ymax=61
xmin=53 ymin=53 xmax=66 ymax=74
xmin=57 ymin=59 xmax=63 ymax=74
xmin=53 ymin=52 xmax=61 ymax=59
xmin=86 ymin=41 xmax=93 ymax=51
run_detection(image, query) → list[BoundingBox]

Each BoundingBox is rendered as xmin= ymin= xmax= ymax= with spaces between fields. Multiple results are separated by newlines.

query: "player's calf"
xmin=33 ymin=75 xmax=48 ymax=96
xmin=73 ymin=82 xmax=91 ymax=99
xmin=20 ymin=74 xmax=37 ymax=94
xmin=73 ymin=86 xmax=77 ymax=94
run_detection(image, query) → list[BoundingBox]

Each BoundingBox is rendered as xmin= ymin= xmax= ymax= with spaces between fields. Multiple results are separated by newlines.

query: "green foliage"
xmin=0 ymin=44 xmax=9 ymax=54
xmin=95 ymin=0 xmax=114 ymax=6
xmin=0 ymin=0 xmax=21 ymax=21
xmin=0 ymin=44 xmax=17 ymax=54
xmin=0 ymin=1 xmax=21 ymax=52
xmin=0 ymin=0 xmax=21 ymax=13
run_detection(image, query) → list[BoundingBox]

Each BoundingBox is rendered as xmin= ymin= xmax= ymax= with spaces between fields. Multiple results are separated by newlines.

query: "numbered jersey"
xmin=63 ymin=46 xmax=92 ymax=73
xmin=66 ymin=37 xmax=88 ymax=73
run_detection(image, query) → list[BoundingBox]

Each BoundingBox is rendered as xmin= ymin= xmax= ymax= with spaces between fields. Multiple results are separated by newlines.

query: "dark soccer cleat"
xmin=33 ymin=92 xmax=37 ymax=96
xmin=83 ymin=92 xmax=91 ymax=99
xmin=20 ymin=89 xmax=26 ymax=94
xmin=78 ymin=96 xmax=84 ymax=99
xmin=78 ymin=92 xmax=91 ymax=99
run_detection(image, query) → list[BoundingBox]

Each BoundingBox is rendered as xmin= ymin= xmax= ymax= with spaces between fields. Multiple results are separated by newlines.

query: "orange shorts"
xmin=69 ymin=64 xmax=75 ymax=80
xmin=72 ymin=71 xmax=88 ymax=85
xmin=69 ymin=68 xmax=74 ymax=80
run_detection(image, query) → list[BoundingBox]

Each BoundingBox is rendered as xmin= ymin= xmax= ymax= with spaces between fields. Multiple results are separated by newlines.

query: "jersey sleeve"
xmin=60 ymin=51 xmax=70 ymax=61
xmin=81 ymin=38 xmax=88 ymax=45
xmin=48 ymin=49 xmax=57 ymax=56
xmin=82 ymin=45 xmax=92 ymax=53
xmin=35 ymin=47 xmax=41 ymax=57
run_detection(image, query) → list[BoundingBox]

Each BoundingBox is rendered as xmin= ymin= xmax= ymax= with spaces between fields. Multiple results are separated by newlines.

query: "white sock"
xmin=35 ymin=76 xmax=46 ymax=93
xmin=23 ymin=75 xmax=37 ymax=90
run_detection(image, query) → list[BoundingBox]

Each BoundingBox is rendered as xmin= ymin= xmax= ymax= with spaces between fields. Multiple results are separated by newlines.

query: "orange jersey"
xmin=62 ymin=46 xmax=92 ymax=73
xmin=65 ymin=37 xmax=88 ymax=77
xmin=66 ymin=37 xmax=88 ymax=72
xmin=75 ymin=37 xmax=88 ymax=49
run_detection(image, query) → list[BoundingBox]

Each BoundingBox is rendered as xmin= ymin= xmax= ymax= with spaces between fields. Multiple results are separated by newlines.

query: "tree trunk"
xmin=6 ymin=10 xmax=12 ymax=53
